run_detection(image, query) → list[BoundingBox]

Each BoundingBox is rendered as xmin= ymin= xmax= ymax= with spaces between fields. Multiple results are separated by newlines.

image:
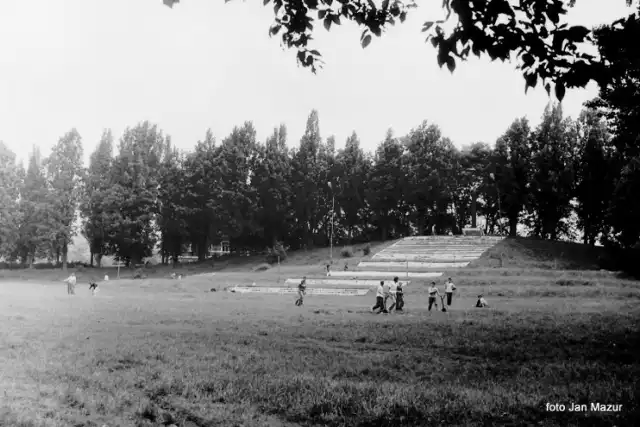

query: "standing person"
xmin=372 ymin=281 xmax=386 ymax=313
xmin=444 ymin=277 xmax=456 ymax=306
xmin=427 ymin=281 xmax=440 ymax=311
xmin=64 ymin=272 xmax=77 ymax=295
xmin=395 ymin=277 xmax=404 ymax=311
xmin=382 ymin=280 xmax=391 ymax=314
xmin=326 ymin=264 xmax=331 ymax=276
xmin=295 ymin=276 xmax=307 ymax=306
xmin=387 ymin=276 xmax=398 ymax=312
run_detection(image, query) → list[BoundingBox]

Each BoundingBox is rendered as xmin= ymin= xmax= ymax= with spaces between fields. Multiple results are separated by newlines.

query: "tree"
xmin=335 ymin=131 xmax=370 ymax=242
xmin=157 ymin=139 xmax=190 ymax=265
xmin=15 ymin=148 xmax=52 ymax=267
xmin=291 ymin=110 xmax=325 ymax=247
xmin=574 ymin=108 xmax=614 ymax=246
xmin=81 ymin=130 xmax=115 ymax=267
xmin=0 ymin=142 xmax=22 ymax=259
xmin=528 ymin=103 xmax=576 ymax=240
xmin=367 ymin=129 xmax=408 ymax=241
xmin=162 ymin=0 xmax=639 ymax=101
xmin=45 ymin=129 xmax=84 ymax=270
xmin=491 ymin=118 xmax=533 ymax=236
xmin=252 ymin=124 xmax=294 ymax=246
xmin=106 ymin=122 xmax=166 ymax=265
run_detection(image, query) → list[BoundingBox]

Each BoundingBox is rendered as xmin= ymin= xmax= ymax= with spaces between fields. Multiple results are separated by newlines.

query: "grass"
xmin=1 ymin=237 xmax=639 ymax=426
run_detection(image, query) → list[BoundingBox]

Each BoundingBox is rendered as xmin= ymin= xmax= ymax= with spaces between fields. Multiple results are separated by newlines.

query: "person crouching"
xmin=88 ymin=281 xmax=99 ymax=296
xmin=475 ymin=294 xmax=488 ymax=308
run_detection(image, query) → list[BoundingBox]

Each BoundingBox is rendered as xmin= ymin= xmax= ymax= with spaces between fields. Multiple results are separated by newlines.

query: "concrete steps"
xmin=229 ymin=286 xmax=370 ymax=296
xmin=372 ymin=254 xmax=479 ymax=261
xmin=284 ymin=278 xmax=410 ymax=287
xmin=327 ymin=271 xmax=441 ymax=278
xmin=357 ymin=261 xmax=469 ymax=269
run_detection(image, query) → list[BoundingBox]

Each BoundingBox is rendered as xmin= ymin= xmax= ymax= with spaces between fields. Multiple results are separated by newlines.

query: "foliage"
xmin=0 ymin=142 xmax=22 ymax=259
xmin=162 ymin=0 xmax=640 ymax=100
xmin=340 ymin=246 xmax=354 ymax=257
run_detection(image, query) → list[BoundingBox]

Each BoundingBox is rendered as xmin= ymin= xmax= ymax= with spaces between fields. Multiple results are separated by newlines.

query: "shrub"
xmin=341 ymin=247 xmax=354 ymax=258
xmin=265 ymin=241 xmax=288 ymax=264
xmin=363 ymin=243 xmax=371 ymax=256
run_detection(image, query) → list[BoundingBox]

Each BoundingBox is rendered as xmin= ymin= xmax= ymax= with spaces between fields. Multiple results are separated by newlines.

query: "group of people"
xmin=372 ymin=276 xmax=405 ymax=314
xmin=63 ymin=272 xmax=100 ymax=296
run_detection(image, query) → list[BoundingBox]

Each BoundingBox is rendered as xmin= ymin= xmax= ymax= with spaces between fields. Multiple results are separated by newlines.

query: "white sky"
xmin=0 ymin=0 xmax=635 ymax=165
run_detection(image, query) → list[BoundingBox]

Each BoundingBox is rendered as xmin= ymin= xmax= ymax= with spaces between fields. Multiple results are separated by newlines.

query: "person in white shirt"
xmin=64 ymin=273 xmax=77 ymax=295
xmin=475 ymin=294 xmax=488 ymax=308
xmin=387 ymin=278 xmax=398 ymax=312
xmin=372 ymin=281 xmax=386 ymax=314
xmin=444 ymin=278 xmax=456 ymax=306
xmin=427 ymin=282 xmax=440 ymax=311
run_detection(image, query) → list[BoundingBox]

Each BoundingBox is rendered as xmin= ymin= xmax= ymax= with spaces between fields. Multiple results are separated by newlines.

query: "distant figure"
xmin=104 ymin=275 xmax=109 ymax=281
xmin=476 ymin=294 xmax=488 ymax=308
xmin=326 ymin=264 xmax=331 ymax=276
xmin=444 ymin=277 xmax=456 ymax=306
xmin=432 ymin=224 xmax=436 ymax=235
xmin=395 ymin=277 xmax=404 ymax=311
xmin=344 ymin=263 xmax=348 ymax=271
xmin=296 ymin=276 xmax=307 ymax=306
xmin=372 ymin=281 xmax=386 ymax=314
xmin=64 ymin=273 xmax=77 ymax=295
xmin=427 ymin=281 xmax=440 ymax=311
xmin=89 ymin=282 xmax=99 ymax=296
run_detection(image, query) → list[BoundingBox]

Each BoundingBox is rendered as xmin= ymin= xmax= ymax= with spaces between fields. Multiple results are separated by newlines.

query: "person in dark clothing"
xmin=394 ymin=276 xmax=404 ymax=311
xmin=296 ymin=277 xmax=307 ymax=306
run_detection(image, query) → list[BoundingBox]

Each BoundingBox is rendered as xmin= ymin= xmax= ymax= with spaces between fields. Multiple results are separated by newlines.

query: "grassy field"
xmin=1 ymin=238 xmax=639 ymax=426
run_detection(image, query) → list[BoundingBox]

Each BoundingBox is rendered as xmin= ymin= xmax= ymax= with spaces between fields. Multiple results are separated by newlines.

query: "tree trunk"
xmin=56 ymin=248 xmax=60 ymax=265
xmin=90 ymin=251 xmax=94 ymax=267
xmin=62 ymin=241 xmax=68 ymax=272
xmin=381 ymin=224 xmax=388 ymax=242
xmin=471 ymin=197 xmax=477 ymax=228
xmin=28 ymin=253 xmax=34 ymax=269
xmin=508 ymin=215 xmax=518 ymax=237
xmin=96 ymin=253 xmax=103 ymax=268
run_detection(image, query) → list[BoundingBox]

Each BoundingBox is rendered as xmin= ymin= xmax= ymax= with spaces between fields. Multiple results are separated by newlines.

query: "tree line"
xmin=0 ymin=10 xmax=638 ymax=272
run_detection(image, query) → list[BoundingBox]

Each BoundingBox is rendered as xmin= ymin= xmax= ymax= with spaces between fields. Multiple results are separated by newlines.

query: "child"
xmin=88 ymin=281 xmax=99 ymax=296
xmin=64 ymin=272 xmax=77 ymax=295
xmin=382 ymin=280 xmax=391 ymax=314
xmin=344 ymin=263 xmax=349 ymax=271
xmin=395 ymin=277 xmax=404 ymax=311
xmin=372 ymin=281 xmax=386 ymax=313
xmin=475 ymin=294 xmax=488 ymax=308
xmin=326 ymin=264 xmax=331 ymax=276
xmin=444 ymin=277 xmax=456 ymax=306
xmin=427 ymin=281 xmax=440 ymax=311
xmin=295 ymin=276 xmax=307 ymax=306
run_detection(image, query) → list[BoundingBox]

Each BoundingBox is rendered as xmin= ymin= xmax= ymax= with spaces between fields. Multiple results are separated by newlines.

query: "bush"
xmin=340 ymin=247 xmax=354 ymax=258
xmin=363 ymin=243 xmax=371 ymax=256
xmin=265 ymin=241 xmax=288 ymax=264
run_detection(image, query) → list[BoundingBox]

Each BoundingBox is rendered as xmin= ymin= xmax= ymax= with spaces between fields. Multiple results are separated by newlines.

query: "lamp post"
xmin=490 ymin=172 xmax=503 ymax=235
xmin=328 ymin=181 xmax=335 ymax=262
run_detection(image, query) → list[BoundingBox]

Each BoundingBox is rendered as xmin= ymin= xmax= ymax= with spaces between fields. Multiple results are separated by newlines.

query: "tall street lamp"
xmin=327 ymin=181 xmax=335 ymax=262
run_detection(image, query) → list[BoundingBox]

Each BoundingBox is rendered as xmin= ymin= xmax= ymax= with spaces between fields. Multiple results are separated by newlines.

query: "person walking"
xmin=427 ymin=281 xmax=440 ymax=311
xmin=395 ymin=277 xmax=405 ymax=311
xmin=295 ymin=276 xmax=307 ymax=306
xmin=64 ymin=272 xmax=77 ymax=295
xmin=381 ymin=280 xmax=391 ymax=314
xmin=387 ymin=276 xmax=399 ymax=312
xmin=372 ymin=281 xmax=386 ymax=313
xmin=444 ymin=277 xmax=456 ymax=306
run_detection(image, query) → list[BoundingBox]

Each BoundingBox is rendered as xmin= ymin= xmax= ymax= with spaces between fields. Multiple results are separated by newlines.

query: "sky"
xmin=0 ymin=0 xmax=635 ymax=166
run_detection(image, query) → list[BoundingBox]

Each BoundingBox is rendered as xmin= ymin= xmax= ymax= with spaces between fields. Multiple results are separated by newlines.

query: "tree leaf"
xmin=324 ymin=17 xmax=332 ymax=31
xmin=362 ymin=34 xmax=372 ymax=48
xmin=422 ymin=21 xmax=435 ymax=32
xmin=382 ymin=0 xmax=390 ymax=10
xmin=446 ymin=56 xmax=456 ymax=73
xmin=318 ymin=10 xmax=327 ymax=20
xmin=555 ymin=81 xmax=566 ymax=102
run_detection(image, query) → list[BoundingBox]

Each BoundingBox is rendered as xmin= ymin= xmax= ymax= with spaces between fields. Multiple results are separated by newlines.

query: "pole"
xmin=278 ymin=255 xmax=281 ymax=284
xmin=117 ymin=262 xmax=120 ymax=280
xmin=330 ymin=194 xmax=335 ymax=262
